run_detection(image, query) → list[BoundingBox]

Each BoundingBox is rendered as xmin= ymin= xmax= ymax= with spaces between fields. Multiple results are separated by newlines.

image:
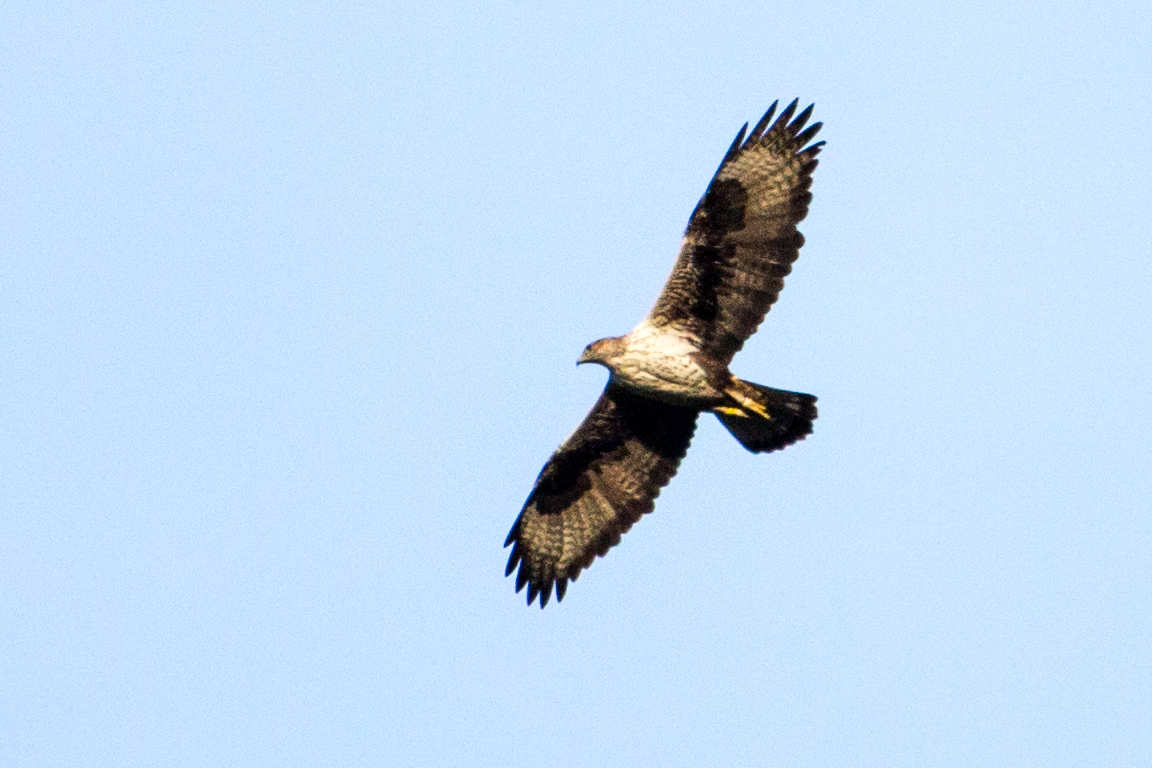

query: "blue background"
xmin=3 ymin=1 xmax=1150 ymax=765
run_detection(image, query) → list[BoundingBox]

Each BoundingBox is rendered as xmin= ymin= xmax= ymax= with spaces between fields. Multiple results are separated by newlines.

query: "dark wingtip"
xmin=750 ymin=100 xmax=778 ymax=138
xmin=504 ymin=543 xmax=521 ymax=577
xmin=503 ymin=510 xmax=524 ymax=547
xmin=774 ymin=98 xmax=799 ymax=130
xmin=556 ymin=578 xmax=567 ymax=602
xmin=705 ymin=122 xmax=749 ymax=184
xmin=795 ymin=122 xmax=822 ymax=148
xmin=789 ymin=103 xmax=815 ymax=133
xmin=722 ymin=123 xmax=748 ymax=164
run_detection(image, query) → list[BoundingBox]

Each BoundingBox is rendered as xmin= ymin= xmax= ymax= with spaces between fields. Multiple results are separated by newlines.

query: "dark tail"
xmin=713 ymin=379 xmax=817 ymax=454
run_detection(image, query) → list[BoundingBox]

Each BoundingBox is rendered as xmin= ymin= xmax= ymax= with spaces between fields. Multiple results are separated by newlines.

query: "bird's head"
xmin=577 ymin=336 xmax=625 ymax=368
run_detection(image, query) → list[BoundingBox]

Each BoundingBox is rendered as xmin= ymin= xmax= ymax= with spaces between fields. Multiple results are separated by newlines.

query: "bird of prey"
xmin=505 ymin=100 xmax=823 ymax=607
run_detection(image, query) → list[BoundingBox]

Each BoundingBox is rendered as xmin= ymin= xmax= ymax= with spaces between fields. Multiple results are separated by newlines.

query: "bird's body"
xmin=584 ymin=323 xmax=721 ymax=406
xmin=505 ymin=100 xmax=825 ymax=607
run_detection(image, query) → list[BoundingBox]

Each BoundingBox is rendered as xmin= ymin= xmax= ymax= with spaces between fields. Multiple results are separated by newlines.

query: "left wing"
xmin=504 ymin=385 xmax=698 ymax=607
xmin=647 ymin=100 xmax=823 ymax=365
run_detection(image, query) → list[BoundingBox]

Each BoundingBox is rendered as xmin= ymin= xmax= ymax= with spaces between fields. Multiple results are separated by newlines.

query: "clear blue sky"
xmin=3 ymin=1 xmax=1150 ymax=765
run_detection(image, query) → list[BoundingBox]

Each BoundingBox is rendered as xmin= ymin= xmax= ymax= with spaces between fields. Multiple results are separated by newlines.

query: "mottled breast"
xmin=612 ymin=323 xmax=722 ymax=405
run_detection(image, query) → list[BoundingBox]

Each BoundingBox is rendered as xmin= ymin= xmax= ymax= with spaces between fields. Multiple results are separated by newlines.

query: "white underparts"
xmin=611 ymin=323 xmax=718 ymax=403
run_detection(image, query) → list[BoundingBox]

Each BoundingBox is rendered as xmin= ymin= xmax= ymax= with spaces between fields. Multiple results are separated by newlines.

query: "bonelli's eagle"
xmin=505 ymin=100 xmax=823 ymax=607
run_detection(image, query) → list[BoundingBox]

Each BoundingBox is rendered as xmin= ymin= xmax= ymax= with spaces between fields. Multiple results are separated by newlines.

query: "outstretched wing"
xmin=504 ymin=385 xmax=698 ymax=607
xmin=648 ymin=100 xmax=823 ymax=365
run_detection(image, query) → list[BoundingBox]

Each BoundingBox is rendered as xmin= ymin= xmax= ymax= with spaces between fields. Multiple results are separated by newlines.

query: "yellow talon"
xmin=745 ymin=401 xmax=771 ymax=419
xmin=725 ymin=383 xmax=773 ymax=420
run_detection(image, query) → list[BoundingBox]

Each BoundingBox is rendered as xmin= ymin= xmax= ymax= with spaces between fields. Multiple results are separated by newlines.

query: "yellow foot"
xmin=726 ymin=383 xmax=772 ymax=420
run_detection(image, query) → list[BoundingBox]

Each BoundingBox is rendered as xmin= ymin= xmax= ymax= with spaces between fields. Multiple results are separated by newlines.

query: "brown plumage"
xmin=505 ymin=100 xmax=824 ymax=607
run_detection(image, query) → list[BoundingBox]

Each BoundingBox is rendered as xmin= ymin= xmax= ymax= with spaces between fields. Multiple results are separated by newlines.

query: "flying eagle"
xmin=505 ymin=100 xmax=823 ymax=607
